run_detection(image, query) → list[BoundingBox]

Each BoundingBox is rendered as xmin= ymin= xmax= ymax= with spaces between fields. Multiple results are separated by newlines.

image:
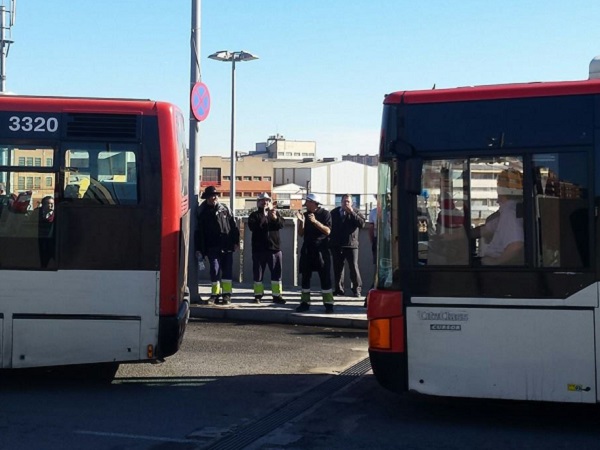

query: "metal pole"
xmin=187 ymin=0 xmax=201 ymax=303
xmin=0 ymin=6 xmax=6 ymax=93
xmin=229 ymin=59 xmax=236 ymax=216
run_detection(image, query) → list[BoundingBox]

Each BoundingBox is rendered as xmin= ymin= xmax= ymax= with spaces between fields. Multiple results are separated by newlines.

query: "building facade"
xmin=199 ymin=155 xmax=275 ymax=211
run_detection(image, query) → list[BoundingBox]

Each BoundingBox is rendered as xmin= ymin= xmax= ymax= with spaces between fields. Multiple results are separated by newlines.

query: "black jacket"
xmin=329 ymin=206 xmax=365 ymax=248
xmin=195 ymin=201 xmax=239 ymax=255
xmin=247 ymin=208 xmax=285 ymax=252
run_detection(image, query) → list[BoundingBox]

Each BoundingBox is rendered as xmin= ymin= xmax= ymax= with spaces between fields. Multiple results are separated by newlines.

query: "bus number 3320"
xmin=8 ymin=115 xmax=59 ymax=133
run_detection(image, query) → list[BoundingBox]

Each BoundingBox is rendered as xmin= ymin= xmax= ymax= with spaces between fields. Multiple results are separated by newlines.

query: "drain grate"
xmin=203 ymin=357 xmax=371 ymax=450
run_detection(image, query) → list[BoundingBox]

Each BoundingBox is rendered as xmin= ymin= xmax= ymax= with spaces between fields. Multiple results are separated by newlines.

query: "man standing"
xmin=195 ymin=186 xmax=240 ymax=305
xmin=247 ymin=192 xmax=286 ymax=304
xmin=295 ymin=193 xmax=334 ymax=313
xmin=329 ymin=194 xmax=365 ymax=297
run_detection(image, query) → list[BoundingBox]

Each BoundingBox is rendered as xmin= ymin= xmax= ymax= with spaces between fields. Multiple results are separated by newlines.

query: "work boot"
xmin=295 ymin=302 xmax=310 ymax=312
xmin=222 ymin=294 xmax=231 ymax=305
xmin=254 ymin=295 xmax=262 ymax=304
xmin=208 ymin=295 xmax=219 ymax=305
xmin=324 ymin=304 xmax=334 ymax=314
xmin=272 ymin=296 xmax=286 ymax=305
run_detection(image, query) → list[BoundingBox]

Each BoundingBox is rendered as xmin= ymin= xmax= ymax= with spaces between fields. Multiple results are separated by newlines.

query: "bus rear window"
xmin=64 ymin=145 xmax=138 ymax=205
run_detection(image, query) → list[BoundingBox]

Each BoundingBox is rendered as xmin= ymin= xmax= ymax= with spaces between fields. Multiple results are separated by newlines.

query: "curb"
xmin=189 ymin=304 xmax=368 ymax=329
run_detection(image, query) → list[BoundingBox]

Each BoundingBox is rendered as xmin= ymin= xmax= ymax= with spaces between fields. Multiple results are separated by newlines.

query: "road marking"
xmin=74 ymin=430 xmax=192 ymax=444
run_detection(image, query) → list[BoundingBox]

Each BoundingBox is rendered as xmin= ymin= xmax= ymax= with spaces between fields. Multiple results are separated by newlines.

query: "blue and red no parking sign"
xmin=190 ymin=82 xmax=210 ymax=121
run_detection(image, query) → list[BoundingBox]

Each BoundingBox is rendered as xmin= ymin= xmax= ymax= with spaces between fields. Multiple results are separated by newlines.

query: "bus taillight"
xmin=369 ymin=318 xmax=391 ymax=349
xmin=367 ymin=289 xmax=404 ymax=352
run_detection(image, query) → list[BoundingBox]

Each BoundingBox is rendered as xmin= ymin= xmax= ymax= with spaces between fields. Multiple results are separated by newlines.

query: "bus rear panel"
xmin=0 ymin=95 xmax=189 ymax=373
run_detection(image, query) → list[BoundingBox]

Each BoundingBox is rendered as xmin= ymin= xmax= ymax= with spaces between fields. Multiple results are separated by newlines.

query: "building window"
xmin=253 ymin=176 xmax=261 ymax=181
xmin=202 ymin=167 xmax=221 ymax=183
xmin=264 ymin=176 xmax=271 ymax=181
xmin=26 ymin=157 xmax=33 ymax=166
xmin=45 ymin=176 xmax=53 ymax=187
xmin=17 ymin=176 xmax=25 ymax=190
xmin=46 ymin=158 xmax=53 ymax=167
xmin=223 ymin=175 xmax=230 ymax=181
xmin=243 ymin=176 xmax=251 ymax=181
xmin=18 ymin=157 xmax=25 ymax=166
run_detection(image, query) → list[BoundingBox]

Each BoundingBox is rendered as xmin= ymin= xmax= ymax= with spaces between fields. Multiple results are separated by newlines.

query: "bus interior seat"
xmin=100 ymin=182 xmax=137 ymax=204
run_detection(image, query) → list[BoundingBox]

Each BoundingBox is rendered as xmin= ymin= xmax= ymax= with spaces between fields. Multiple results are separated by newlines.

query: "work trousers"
xmin=300 ymin=249 xmax=333 ymax=305
xmin=206 ymin=248 xmax=234 ymax=295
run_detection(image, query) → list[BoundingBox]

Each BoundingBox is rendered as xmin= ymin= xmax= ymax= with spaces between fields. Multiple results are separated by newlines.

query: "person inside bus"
xmin=195 ymin=185 xmax=240 ymax=305
xmin=36 ymin=195 xmax=56 ymax=267
xmin=478 ymin=168 xmax=524 ymax=266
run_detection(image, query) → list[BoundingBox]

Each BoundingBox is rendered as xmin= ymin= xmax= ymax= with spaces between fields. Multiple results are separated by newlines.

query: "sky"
xmin=5 ymin=1 xmax=600 ymax=159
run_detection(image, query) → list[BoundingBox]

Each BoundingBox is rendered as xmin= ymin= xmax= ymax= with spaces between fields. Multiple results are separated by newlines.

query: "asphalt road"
xmin=4 ymin=320 xmax=600 ymax=450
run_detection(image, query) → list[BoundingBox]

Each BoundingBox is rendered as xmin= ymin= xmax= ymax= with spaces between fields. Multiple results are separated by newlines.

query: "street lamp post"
xmin=208 ymin=50 xmax=259 ymax=216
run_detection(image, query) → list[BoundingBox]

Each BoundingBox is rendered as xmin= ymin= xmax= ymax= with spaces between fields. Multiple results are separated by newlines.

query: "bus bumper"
xmin=369 ymin=349 xmax=407 ymax=393
xmin=157 ymin=300 xmax=190 ymax=358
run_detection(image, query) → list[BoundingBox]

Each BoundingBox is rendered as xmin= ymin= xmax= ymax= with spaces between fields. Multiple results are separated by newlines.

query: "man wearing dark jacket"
xmin=295 ymin=193 xmax=334 ymax=313
xmin=329 ymin=194 xmax=366 ymax=297
xmin=195 ymin=186 xmax=240 ymax=305
xmin=247 ymin=193 xmax=286 ymax=304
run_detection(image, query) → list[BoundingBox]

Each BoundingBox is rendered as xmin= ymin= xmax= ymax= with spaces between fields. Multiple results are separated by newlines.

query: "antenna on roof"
xmin=0 ymin=0 xmax=16 ymax=93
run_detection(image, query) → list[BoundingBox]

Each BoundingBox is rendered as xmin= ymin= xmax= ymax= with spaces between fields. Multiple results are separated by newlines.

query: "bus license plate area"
xmin=11 ymin=318 xmax=141 ymax=368
xmin=406 ymin=307 xmax=596 ymax=403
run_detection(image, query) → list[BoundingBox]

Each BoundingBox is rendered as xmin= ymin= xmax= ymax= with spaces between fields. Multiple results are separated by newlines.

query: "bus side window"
xmin=419 ymin=160 xmax=469 ymax=266
xmin=533 ymin=152 xmax=589 ymax=268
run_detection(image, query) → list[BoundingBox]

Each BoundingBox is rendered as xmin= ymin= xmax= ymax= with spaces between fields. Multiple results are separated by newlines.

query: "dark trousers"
xmin=252 ymin=250 xmax=283 ymax=282
xmin=331 ymin=247 xmax=362 ymax=294
xmin=300 ymin=249 xmax=332 ymax=292
xmin=206 ymin=247 xmax=233 ymax=282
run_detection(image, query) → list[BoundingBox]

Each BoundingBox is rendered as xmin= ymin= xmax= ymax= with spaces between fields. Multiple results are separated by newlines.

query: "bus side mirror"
xmin=404 ymin=157 xmax=423 ymax=195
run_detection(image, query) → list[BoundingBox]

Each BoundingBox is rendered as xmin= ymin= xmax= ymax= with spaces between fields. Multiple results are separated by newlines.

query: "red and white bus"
xmin=368 ymin=64 xmax=600 ymax=403
xmin=0 ymin=95 xmax=190 ymax=379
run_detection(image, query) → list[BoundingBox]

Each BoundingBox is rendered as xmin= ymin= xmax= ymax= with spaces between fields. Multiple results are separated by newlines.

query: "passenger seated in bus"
xmin=35 ymin=195 xmax=55 ymax=267
xmin=3 ymin=191 xmax=34 ymax=237
xmin=478 ymin=168 xmax=524 ymax=266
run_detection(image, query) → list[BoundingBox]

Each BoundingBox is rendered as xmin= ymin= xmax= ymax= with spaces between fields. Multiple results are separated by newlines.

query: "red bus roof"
xmin=384 ymin=78 xmax=600 ymax=105
xmin=0 ymin=94 xmax=164 ymax=114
